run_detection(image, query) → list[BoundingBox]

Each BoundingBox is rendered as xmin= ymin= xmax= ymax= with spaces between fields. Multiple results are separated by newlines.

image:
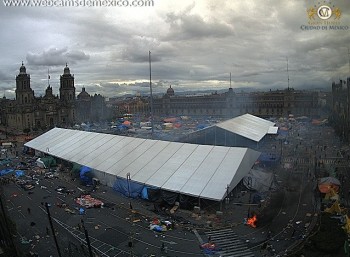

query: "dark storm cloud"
xmin=164 ymin=5 xmax=234 ymax=40
xmin=26 ymin=48 xmax=90 ymax=66
xmin=1 ymin=0 xmax=350 ymax=99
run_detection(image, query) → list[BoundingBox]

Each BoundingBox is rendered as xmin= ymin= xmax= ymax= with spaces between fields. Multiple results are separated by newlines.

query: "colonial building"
xmin=151 ymin=86 xmax=320 ymax=118
xmin=1 ymin=63 xmax=111 ymax=132
xmin=76 ymin=87 xmax=109 ymax=122
xmin=330 ymin=78 xmax=350 ymax=141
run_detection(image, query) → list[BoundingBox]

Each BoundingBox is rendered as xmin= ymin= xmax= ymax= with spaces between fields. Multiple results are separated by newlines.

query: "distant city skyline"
xmin=0 ymin=0 xmax=349 ymax=99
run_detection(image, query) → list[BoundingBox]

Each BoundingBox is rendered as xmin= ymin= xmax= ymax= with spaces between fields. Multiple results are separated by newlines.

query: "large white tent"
xmin=214 ymin=113 xmax=277 ymax=142
xmin=183 ymin=114 xmax=277 ymax=148
xmin=25 ymin=128 xmax=261 ymax=201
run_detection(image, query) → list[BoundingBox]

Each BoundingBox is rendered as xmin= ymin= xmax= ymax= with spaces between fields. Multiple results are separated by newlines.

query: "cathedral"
xmin=0 ymin=63 xmax=110 ymax=132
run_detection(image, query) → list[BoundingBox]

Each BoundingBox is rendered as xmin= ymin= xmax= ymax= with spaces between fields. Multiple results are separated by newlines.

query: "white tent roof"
xmin=216 ymin=113 xmax=277 ymax=142
xmin=25 ymin=128 xmax=261 ymax=201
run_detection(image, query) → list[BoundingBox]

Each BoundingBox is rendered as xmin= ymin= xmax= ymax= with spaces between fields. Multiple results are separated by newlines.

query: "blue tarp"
xmin=141 ymin=186 xmax=161 ymax=201
xmin=196 ymin=124 xmax=207 ymax=130
xmin=113 ymin=178 xmax=144 ymax=198
xmin=15 ymin=170 xmax=25 ymax=178
xmin=80 ymin=166 xmax=93 ymax=186
xmin=258 ymin=153 xmax=280 ymax=166
xmin=117 ymin=124 xmax=129 ymax=131
xmin=0 ymin=169 xmax=14 ymax=176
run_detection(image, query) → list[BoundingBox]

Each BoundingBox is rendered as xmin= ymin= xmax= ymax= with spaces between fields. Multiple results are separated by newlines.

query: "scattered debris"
xmin=76 ymin=194 xmax=103 ymax=208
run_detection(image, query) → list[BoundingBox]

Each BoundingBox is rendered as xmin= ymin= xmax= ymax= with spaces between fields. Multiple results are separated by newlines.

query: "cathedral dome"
xmin=77 ymin=87 xmax=90 ymax=100
xmin=166 ymin=85 xmax=174 ymax=96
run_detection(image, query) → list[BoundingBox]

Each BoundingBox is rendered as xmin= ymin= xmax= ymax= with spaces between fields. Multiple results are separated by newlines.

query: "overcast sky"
xmin=0 ymin=0 xmax=349 ymax=98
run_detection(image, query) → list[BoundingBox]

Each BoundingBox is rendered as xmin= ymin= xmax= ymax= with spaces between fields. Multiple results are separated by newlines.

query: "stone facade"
xmin=330 ymin=78 xmax=350 ymax=141
xmin=1 ymin=63 xmax=110 ymax=132
xmin=115 ymin=86 xmax=320 ymax=119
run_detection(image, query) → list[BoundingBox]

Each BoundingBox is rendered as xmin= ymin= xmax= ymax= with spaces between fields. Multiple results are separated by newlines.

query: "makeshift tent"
xmin=36 ymin=158 xmax=46 ymax=168
xmin=15 ymin=170 xmax=25 ymax=178
xmin=71 ymin=163 xmax=82 ymax=177
xmin=80 ymin=166 xmax=93 ymax=186
xmin=40 ymin=156 xmax=57 ymax=168
xmin=113 ymin=178 xmax=144 ymax=198
xmin=141 ymin=186 xmax=161 ymax=201
xmin=243 ymin=169 xmax=277 ymax=192
xmin=163 ymin=117 xmax=177 ymax=123
xmin=122 ymin=120 xmax=132 ymax=126
xmin=257 ymin=153 xmax=280 ymax=166
xmin=318 ymin=177 xmax=341 ymax=193
xmin=0 ymin=169 xmax=13 ymax=176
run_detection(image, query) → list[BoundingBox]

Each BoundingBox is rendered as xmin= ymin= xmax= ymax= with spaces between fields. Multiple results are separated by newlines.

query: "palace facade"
xmin=121 ymin=86 xmax=321 ymax=119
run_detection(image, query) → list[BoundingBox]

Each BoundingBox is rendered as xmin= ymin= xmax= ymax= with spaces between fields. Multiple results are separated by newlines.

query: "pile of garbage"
xmin=76 ymin=194 xmax=103 ymax=208
xmin=149 ymin=218 xmax=174 ymax=232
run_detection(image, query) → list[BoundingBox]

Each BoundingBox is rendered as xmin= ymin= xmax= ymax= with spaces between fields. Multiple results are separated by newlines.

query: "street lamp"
xmin=81 ymin=218 xmax=94 ymax=257
xmin=126 ymin=172 xmax=131 ymax=199
xmin=247 ymin=177 xmax=252 ymax=219
xmin=44 ymin=202 xmax=62 ymax=257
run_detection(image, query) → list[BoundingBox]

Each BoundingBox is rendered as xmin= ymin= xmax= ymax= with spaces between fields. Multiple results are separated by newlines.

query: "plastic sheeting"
xmin=318 ymin=176 xmax=341 ymax=193
xmin=258 ymin=153 xmax=280 ymax=166
xmin=141 ymin=186 xmax=161 ymax=201
xmin=80 ymin=166 xmax=93 ymax=186
xmin=113 ymin=178 xmax=144 ymax=198
xmin=243 ymin=169 xmax=277 ymax=192
xmin=0 ymin=169 xmax=13 ymax=176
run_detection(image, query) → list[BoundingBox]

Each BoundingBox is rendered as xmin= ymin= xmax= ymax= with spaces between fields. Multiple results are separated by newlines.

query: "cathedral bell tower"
xmin=59 ymin=63 xmax=75 ymax=102
xmin=15 ymin=62 xmax=34 ymax=105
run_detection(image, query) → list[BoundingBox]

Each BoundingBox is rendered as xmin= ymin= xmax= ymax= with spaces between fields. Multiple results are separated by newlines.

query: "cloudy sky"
xmin=0 ymin=0 xmax=349 ymax=98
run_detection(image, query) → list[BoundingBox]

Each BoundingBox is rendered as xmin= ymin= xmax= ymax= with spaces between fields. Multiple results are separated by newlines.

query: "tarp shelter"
xmin=183 ymin=113 xmax=277 ymax=148
xmin=40 ymin=156 xmax=57 ymax=168
xmin=25 ymin=128 xmax=261 ymax=201
xmin=243 ymin=169 xmax=277 ymax=192
xmin=257 ymin=152 xmax=280 ymax=166
xmin=318 ymin=177 xmax=341 ymax=193
xmin=122 ymin=120 xmax=132 ymax=126
xmin=36 ymin=158 xmax=46 ymax=168
xmin=80 ymin=166 xmax=93 ymax=186
xmin=0 ymin=169 xmax=14 ymax=176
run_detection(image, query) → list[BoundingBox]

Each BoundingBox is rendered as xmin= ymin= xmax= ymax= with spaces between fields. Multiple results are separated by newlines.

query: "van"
xmin=2 ymin=142 xmax=14 ymax=148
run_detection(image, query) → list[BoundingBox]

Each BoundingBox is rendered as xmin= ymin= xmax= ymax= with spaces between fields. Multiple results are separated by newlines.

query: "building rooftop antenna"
xmin=348 ymin=47 xmax=350 ymax=76
xmin=230 ymin=72 xmax=232 ymax=89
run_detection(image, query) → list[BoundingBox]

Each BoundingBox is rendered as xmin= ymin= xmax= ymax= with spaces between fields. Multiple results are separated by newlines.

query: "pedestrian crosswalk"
xmin=54 ymin=218 xmax=127 ymax=257
xmin=282 ymin=157 xmax=350 ymax=166
xmin=282 ymin=157 xmax=310 ymax=164
xmin=205 ymin=228 xmax=255 ymax=257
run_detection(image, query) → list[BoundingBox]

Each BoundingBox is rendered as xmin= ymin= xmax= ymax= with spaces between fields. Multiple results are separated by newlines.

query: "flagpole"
xmin=149 ymin=51 xmax=154 ymax=138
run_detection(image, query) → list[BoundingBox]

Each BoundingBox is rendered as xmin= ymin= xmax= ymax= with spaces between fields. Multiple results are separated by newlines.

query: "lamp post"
xmin=126 ymin=172 xmax=131 ymax=199
xmin=247 ymin=177 xmax=252 ymax=219
xmin=126 ymin=172 xmax=134 ymax=256
xmin=81 ymin=219 xmax=94 ymax=257
xmin=44 ymin=202 xmax=62 ymax=257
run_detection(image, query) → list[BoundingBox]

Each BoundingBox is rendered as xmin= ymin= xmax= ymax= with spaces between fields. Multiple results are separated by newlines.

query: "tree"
xmin=23 ymin=128 xmax=30 ymax=135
